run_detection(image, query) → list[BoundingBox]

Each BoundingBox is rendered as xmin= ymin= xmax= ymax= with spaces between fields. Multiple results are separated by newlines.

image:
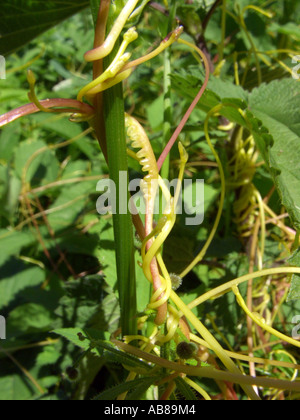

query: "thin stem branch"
xmin=157 ymin=39 xmax=210 ymax=171
xmin=0 ymin=99 xmax=94 ymax=127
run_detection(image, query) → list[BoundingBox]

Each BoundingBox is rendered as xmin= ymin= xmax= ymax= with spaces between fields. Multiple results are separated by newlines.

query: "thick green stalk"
xmin=89 ymin=1 xmax=137 ymax=336
xmin=103 ymin=40 xmax=137 ymax=336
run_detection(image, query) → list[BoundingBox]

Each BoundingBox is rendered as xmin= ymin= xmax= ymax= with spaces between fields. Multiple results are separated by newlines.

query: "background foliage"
xmin=0 ymin=0 xmax=300 ymax=400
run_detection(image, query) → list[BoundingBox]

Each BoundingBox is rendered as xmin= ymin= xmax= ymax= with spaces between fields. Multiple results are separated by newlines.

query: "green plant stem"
xmin=103 ymin=40 xmax=137 ymax=336
xmin=113 ymin=340 xmax=300 ymax=393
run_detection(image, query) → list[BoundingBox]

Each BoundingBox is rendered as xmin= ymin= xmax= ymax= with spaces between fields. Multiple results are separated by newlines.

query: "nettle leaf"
xmin=170 ymin=67 xmax=248 ymax=114
xmin=249 ymin=79 xmax=300 ymax=229
xmin=52 ymin=327 xmax=106 ymax=351
xmin=7 ymin=303 xmax=53 ymax=338
xmin=53 ymin=328 xmax=151 ymax=370
xmin=0 ymin=262 xmax=45 ymax=310
xmin=0 ymin=372 xmax=35 ymax=401
xmin=30 ymin=114 xmax=97 ymax=160
xmin=93 ymin=219 xmax=118 ymax=291
xmin=0 ymin=229 xmax=44 ymax=310
xmin=93 ymin=377 xmax=159 ymax=401
xmin=248 ymin=79 xmax=300 ymax=301
xmin=287 ymin=275 xmax=300 ymax=302
xmin=14 ymin=139 xmax=60 ymax=186
xmin=175 ymin=377 xmax=198 ymax=401
xmin=0 ymin=0 xmax=89 ymax=56
xmin=54 ymin=275 xmax=106 ymax=329
xmin=46 ymin=180 xmax=96 ymax=230
xmin=92 ymin=218 xmax=150 ymax=312
xmin=0 ymin=229 xmax=35 ymax=261
xmin=287 ymin=248 xmax=300 ymax=302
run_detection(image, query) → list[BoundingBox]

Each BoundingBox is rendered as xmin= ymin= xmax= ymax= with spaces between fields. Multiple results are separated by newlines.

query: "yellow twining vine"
xmin=24 ymin=0 xmax=300 ymax=400
xmin=82 ymin=0 xmax=300 ymax=400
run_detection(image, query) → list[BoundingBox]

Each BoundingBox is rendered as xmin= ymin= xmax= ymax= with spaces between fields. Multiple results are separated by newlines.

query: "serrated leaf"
xmin=175 ymin=377 xmax=198 ymax=400
xmin=249 ymin=79 xmax=300 ymax=229
xmin=95 ymin=340 xmax=152 ymax=371
xmin=52 ymin=327 xmax=106 ymax=351
xmin=0 ymin=259 xmax=45 ymax=310
xmin=53 ymin=328 xmax=151 ymax=370
xmin=170 ymin=68 xmax=248 ymax=116
xmin=287 ymin=276 xmax=300 ymax=302
xmin=36 ymin=344 xmax=61 ymax=367
xmin=54 ymin=275 xmax=106 ymax=328
xmin=125 ymin=376 xmax=162 ymax=400
xmin=94 ymin=219 xmax=118 ymax=290
xmin=0 ymin=373 xmax=35 ymax=401
xmin=14 ymin=139 xmax=60 ymax=185
xmin=0 ymin=229 xmax=35 ymax=259
xmin=31 ymin=114 xmax=97 ymax=160
xmin=7 ymin=303 xmax=53 ymax=338
xmin=287 ymin=248 xmax=300 ymax=301
xmin=0 ymin=122 xmax=21 ymax=163
xmin=46 ymin=180 xmax=95 ymax=230
xmin=94 ymin=376 xmax=161 ymax=401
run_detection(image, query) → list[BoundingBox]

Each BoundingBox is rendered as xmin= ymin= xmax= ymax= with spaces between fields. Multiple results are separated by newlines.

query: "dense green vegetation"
xmin=0 ymin=0 xmax=300 ymax=400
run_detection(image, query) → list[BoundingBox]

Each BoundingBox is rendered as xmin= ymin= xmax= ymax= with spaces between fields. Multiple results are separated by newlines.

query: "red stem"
xmin=157 ymin=64 xmax=210 ymax=171
xmin=0 ymin=99 xmax=94 ymax=127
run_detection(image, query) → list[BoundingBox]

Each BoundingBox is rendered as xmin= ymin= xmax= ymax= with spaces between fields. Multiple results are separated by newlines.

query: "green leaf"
xmin=249 ymin=79 xmax=300 ymax=229
xmin=170 ymin=68 xmax=248 ymax=114
xmin=7 ymin=303 xmax=53 ymax=338
xmin=52 ymin=327 xmax=104 ymax=351
xmin=54 ymin=275 xmax=106 ymax=329
xmin=31 ymin=114 xmax=97 ymax=160
xmin=269 ymin=22 xmax=300 ymax=40
xmin=287 ymin=276 xmax=300 ymax=302
xmin=94 ymin=219 xmax=118 ymax=291
xmin=0 ymin=168 xmax=22 ymax=222
xmin=0 ymin=0 xmax=89 ymax=56
xmin=0 ymin=230 xmax=46 ymax=310
xmin=53 ymin=328 xmax=150 ymax=371
xmin=14 ymin=139 xmax=60 ymax=185
xmin=93 ymin=218 xmax=150 ymax=313
xmin=94 ymin=376 xmax=161 ymax=401
xmin=0 ymin=263 xmax=45 ymax=311
xmin=175 ymin=377 xmax=198 ymax=400
xmin=0 ymin=229 xmax=35 ymax=259
xmin=0 ymin=122 xmax=21 ymax=163
xmin=36 ymin=344 xmax=61 ymax=367
xmin=287 ymin=248 xmax=300 ymax=302
xmin=46 ymin=180 xmax=95 ymax=230
xmin=0 ymin=373 xmax=35 ymax=401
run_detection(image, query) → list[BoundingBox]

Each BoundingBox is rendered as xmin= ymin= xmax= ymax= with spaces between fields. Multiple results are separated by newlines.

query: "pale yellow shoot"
xmin=84 ymin=0 xmax=140 ymax=62
xmin=78 ymin=27 xmax=138 ymax=101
